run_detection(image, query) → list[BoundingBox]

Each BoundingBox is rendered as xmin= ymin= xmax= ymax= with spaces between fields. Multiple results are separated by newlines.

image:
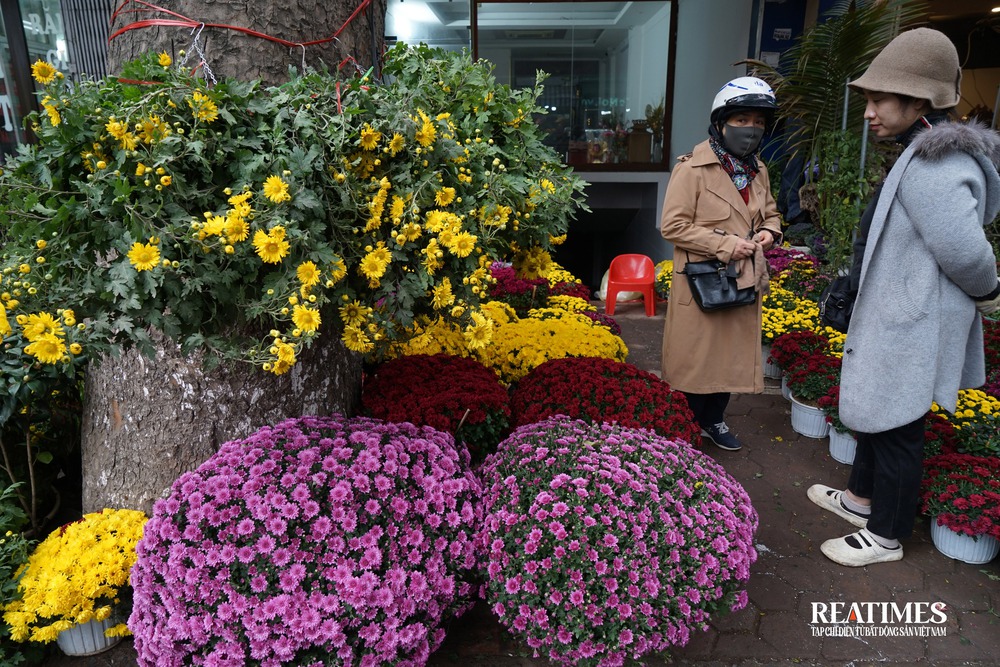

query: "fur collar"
xmin=910 ymin=121 xmax=1000 ymax=168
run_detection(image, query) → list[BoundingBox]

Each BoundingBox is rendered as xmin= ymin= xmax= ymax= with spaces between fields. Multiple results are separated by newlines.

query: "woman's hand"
xmin=732 ymin=238 xmax=758 ymax=260
xmin=751 ymin=230 xmax=775 ymax=251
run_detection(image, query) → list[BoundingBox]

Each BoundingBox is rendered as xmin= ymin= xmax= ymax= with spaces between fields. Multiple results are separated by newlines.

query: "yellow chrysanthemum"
xmin=188 ymin=90 xmax=219 ymax=123
xmin=296 ymin=261 xmax=321 ymax=287
xmin=431 ymin=278 xmax=455 ymax=310
xmin=21 ymin=312 xmax=63 ymax=341
xmin=262 ymin=175 xmax=291 ymax=203
xmin=359 ymin=123 xmax=381 ymax=151
xmin=389 ymin=133 xmax=405 ymax=156
xmin=446 ymin=232 xmax=477 ymax=258
xmin=224 ymin=215 xmax=249 ymax=243
xmin=463 ymin=311 xmax=494 ymax=350
xmin=292 ymin=305 xmax=321 ymax=332
xmin=158 ymin=52 xmax=172 ymax=67
xmin=274 ymin=340 xmax=296 ymax=365
xmin=329 ymin=258 xmax=347 ymax=283
xmin=252 ymin=228 xmax=290 ymax=264
xmin=137 ymin=115 xmax=171 ymax=143
xmin=42 ymin=102 xmax=61 ymax=126
xmin=31 ymin=60 xmax=57 ymax=84
xmin=414 ymin=111 xmax=437 ymax=147
xmin=342 ymin=325 xmax=374 ymax=353
xmin=127 ymin=242 xmax=160 ymax=271
xmin=358 ymin=245 xmax=391 ymax=283
xmin=25 ymin=334 xmax=66 ymax=364
xmin=339 ymin=300 xmax=372 ymax=328
xmin=0 ymin=303 xmax=12 ymax=337
xmin=434 ymin=187 xmax=456 ymax=207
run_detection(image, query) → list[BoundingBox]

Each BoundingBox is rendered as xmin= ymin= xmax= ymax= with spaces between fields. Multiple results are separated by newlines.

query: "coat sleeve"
xmin=896 ymin=154 xmax=999 ymax=299
xmin=660 ymin=162 xmax=739 ymax=262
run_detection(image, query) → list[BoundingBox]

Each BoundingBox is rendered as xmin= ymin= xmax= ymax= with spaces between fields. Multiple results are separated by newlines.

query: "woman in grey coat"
xmin=807 ymin=28 xmax=1000 ymax=567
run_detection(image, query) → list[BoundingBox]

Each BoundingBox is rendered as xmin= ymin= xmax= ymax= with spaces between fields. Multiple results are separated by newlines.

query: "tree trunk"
xmin=107 ymin=0 xmax=388 ymax=85
xmin=81 ymin=333 xmax=362 ymax=514
xmin=83 ymin=0 xmax=385 ymax=514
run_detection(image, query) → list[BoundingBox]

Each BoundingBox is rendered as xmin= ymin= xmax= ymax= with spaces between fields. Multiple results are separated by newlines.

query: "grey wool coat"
xmin=839 ymin=122 xmax=1000 ymax=433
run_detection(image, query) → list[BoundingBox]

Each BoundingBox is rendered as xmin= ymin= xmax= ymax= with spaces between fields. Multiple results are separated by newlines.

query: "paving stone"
xmin=668 ymin=624 xmax=718 ymax=659
xmin=955 ymin=609 xmax=1000 ymax=653
xmin=710 ymin=600 xmax=761 ymax=632
xmin=708 ymin=630 xmax=780 ymax=661
xmin=777 ymin=554 xmax=835 ymax=593
xmin=756 ymin=609 xmax=818 ymax=659
xmin=931 ymin=567 xmax=997 ymax=611
xmin=924 ymin=620 xmax=991 ymax=664
xmin=747 ymin=572 xmax=800 ymax=612
xmin=877 ymin=559 xmax=927 ymax=593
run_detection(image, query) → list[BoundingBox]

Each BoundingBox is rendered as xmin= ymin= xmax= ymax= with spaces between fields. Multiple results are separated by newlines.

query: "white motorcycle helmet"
xmin=710 ymin=76 xmax=777 ymax=128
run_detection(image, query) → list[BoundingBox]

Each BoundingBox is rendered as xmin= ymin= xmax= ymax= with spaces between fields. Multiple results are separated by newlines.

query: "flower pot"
xmin=762 ymin=344 xmax=781 ymax=379
xmin=780 ymin=374 xmax=792 ymax=401
xmin=828 ymin=428 xmax=856 ymax=464
xmin=56 ymin=616 xmax=122 ymax=657
xmin=790 ymin=395 xmax=829 ymax=438
xmin=930 ymin=518 xmax=1000 ymax=565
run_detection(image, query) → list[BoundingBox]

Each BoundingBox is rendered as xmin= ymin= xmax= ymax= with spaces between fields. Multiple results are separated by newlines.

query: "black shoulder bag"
xmin=681 ymin=254 xmax=756 ymax=312
xmin=818 ymin=275 xmax=855 ymax=333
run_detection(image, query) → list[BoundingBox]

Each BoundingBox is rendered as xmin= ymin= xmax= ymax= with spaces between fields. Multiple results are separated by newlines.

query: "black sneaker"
xmin=701 ymin=422 xmax=743 ymax=451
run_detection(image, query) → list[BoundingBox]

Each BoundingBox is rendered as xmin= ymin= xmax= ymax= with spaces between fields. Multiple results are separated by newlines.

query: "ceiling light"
xmin=993 ymin=6 xmax=1000 ymax=12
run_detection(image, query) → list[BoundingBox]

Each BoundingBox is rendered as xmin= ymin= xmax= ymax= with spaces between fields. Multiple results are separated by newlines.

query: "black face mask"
xmin=722 ymin=125 xmax=763 ymax=157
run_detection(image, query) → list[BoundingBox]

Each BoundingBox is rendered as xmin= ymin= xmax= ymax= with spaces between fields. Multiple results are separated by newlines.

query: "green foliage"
xmin=0 ymin=45 xmax=588 ymax=381
xmin=749 ymin=0 xmax=926 ymax=164
xmin=810 ymin=129 xmax=885 ymax=270
xmin=0 ymin=484 xmax=39 ymax=666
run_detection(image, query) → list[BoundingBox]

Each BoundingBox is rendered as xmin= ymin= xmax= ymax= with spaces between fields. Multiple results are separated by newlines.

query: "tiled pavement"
xmin=55 ymin=300 xmax=1000 ymax=667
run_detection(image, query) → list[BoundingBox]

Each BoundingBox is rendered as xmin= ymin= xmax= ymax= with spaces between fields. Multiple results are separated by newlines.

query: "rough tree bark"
xmin=82 ymin=334 xmax=362 ymax=514
xmin=83 ymin=0 xmax=386 ymax=513
xmin=107 ymin=0 xmax=388 ymax=85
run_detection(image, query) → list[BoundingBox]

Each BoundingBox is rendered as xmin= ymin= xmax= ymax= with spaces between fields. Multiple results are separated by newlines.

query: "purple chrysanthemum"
xmin=130 ymin=415 xmax=483 ymax=666
xmin=477 ymin=417 xmax=758 ymax=667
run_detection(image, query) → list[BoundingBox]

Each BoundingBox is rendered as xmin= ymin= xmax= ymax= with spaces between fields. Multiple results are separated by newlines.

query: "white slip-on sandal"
xmin=820 ymin=528 xmax=903 ymax=567
xmin=807 ymin=484 xmax=869 ymax=528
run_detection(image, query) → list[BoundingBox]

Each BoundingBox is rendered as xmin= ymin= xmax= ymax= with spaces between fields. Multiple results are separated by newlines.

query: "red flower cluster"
xmin=784 ymin=352 xmax=841 ymax=404
xmin=487 ymin=265 xmax=549 ymax=315
xmin=923 ymin=412 xmax=959 ymax=457
xmin=549 ymin=280 xmax=592 ymax=301
xmin=582 ymin=310 xmax=622 ymax=336
xmin=921 ymin=453 xmax=1000 ymax=539
xmin=816 ymin=384 xmax=848 ymax=434
xmin=767 ymin=331 xmax=829 ymax=372
xmin=362 ymin=354 xmax=511 ymax=462
xmin=983 ymin=318 xmax=1000 ymax=375
xmin=510 ymin=357 xmax=700 ymax=443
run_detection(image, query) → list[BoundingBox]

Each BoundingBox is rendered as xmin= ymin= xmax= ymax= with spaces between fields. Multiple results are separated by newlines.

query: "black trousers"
xmin=683 ymin=392 xmax=731 ymax=429
xmin=847 ymin=416 xmax=925 ymax=540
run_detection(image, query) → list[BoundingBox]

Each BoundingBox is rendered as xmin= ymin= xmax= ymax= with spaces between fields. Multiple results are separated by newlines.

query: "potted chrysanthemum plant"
xmin=510 ymin=356 xmax=699 ymax=444
xmin=920 ymin=453 xmax=1000 ymax=564
xmin=478 ymin=417 xmax=758 ymax=666
xmin=784 ymin=351 xmax=841 ymax=439
xmin=361 ymin=353 xmax=511 ymax=463
xmin=3 ymin=508 xmax=146 ymax=655
xmin=129 ymin=415 xmax=483 ymax=666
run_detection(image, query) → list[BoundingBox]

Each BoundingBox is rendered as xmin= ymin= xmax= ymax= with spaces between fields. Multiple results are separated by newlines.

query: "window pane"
xmin=386 ymin=0 xmax=471 ymax=53
xmin=477 ymin=1 xmax=669 ymax=166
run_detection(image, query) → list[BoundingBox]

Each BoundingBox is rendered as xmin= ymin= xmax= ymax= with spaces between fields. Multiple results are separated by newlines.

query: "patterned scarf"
xmin=709 ymin=137 xmax=759 ymax=203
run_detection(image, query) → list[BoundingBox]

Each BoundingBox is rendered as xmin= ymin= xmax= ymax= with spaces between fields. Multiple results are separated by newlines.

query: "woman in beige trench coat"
xmin=660 ymin=76 xmax=783 ymax=451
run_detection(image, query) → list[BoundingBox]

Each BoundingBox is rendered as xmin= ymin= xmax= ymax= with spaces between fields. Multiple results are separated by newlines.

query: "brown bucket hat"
xmin=848 ymin=27 xmax=961 ymax=109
